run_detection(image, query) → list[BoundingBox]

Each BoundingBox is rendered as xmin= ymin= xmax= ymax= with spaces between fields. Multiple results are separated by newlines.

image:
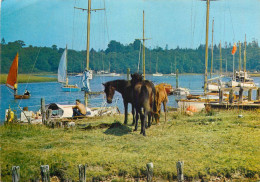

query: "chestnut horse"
xmin=154 ymin=83 xmax=168 ymax=124
xmin=131 ymin=73 xmax=156 ymax=136
xmin=103 ymin=79 xmax=136 ymax=125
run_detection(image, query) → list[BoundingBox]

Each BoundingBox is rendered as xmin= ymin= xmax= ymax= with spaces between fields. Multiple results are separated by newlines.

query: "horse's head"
xmin=131 ymin=73 xmax=143 ymax=86
xmin=103 ymin=82 xmax=116 ymax=104
xmin=153 ymin=111 xmax=160 ymax=124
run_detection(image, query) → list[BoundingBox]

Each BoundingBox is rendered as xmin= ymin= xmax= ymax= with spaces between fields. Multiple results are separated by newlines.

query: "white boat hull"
xmin=177 ymin=100 xmax=205 ymax=111
xmin=228 ymin=80 xmax=256 ymax=88
xmin=153 ymin=73 xmax=163 ymax=76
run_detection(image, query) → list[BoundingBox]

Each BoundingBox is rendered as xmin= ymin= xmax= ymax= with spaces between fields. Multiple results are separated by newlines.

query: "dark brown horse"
xmin=131 ymin=73 xmax=156 ymax=136
xmin=103 ymin=80 xmax=136 ymax=125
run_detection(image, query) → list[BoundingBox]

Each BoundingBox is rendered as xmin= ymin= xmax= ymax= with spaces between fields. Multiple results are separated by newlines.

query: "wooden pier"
xmin=205 ymin=102 xmax=260 ymax=110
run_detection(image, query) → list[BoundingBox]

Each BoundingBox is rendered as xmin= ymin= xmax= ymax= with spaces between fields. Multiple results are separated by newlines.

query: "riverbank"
xmin=249 ymin=73 xmax=260 ymax=77
xmin=0 ymin=74 xmax=57 ymax=84
xmin=1 ymin=110 xmax=259 ymax=181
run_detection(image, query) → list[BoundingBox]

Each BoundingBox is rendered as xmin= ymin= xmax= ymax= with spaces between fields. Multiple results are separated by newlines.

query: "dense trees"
xmin=1 ymin=39 xmax=259 ymax=74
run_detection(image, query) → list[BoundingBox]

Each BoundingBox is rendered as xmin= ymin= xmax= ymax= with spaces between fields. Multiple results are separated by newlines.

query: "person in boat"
xmin=24 ymin=89 xmax=30 ymax=96
xmin=14 ymin=82 xmax=17 ymax=95
xmin=72 ymin=99 xmax=86 ymax=117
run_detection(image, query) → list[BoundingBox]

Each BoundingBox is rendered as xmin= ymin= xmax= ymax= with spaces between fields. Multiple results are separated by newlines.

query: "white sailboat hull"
xmin=153 ymin=73 xmax=163 ymax=76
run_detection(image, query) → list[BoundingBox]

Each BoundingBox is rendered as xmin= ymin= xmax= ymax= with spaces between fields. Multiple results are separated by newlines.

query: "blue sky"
xmin=1 ymin=0 xmax=260 ymax=50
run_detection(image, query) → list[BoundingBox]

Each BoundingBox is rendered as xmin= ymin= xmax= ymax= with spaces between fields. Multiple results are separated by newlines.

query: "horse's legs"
xmin=140 ymin=112 xmax=145 ymax=134
xmin=131 ymin=104 xmax=136 ymax=126
xmin=142 ymin=110 xmax=148 ymax=136
xmin=124 ymin=101 xmax=128 ymax=125
xmin=147 ymin=113 xmax=151 ymax=128
xmin=134 ymin=108 xmax=139 ymax=131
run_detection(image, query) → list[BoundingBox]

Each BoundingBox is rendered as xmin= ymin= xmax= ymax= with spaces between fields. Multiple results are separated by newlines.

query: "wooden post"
xmin=146 ymin=162 xmax=153 ymax=182
xmin=219 ymin=89 xmax=223 ymax=104
xmin=176 ymin=161 xmax=184 ymax=182
xmin=41 ymin=98 xmax=46 ymax=125
xmin=229 ymin=89 xmax=234 ymax=104
xmin=127 ymin=68 xmax=130 ymax=81
xmin=40 ymin=165 xmax=50 ymax=182
xmin=239 ymin=87 xmax=244 ymax=103
xmin=78 ymin=164 xmax=87 ymax=182
xmin=46 ymin=109 xmax=52 ymax=122
xmin=12 ymin=166 xmax=20 ymax=182
xmin=257 ymin=88 xmax=260 ymax=100
xmin=248 ymin=89 xmax=252 ymax=102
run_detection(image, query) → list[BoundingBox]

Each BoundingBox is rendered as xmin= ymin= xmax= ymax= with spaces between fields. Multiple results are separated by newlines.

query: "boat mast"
xmin=239 ymin=41 xmax=241 ymax=72
xmin=244 ymin=34 xmax=246 ymax=72
xmin=65 ymin=45 xmax=68 ymax=86
xmin=210 ymin=18 xmax=214 ymax=78
xmin=86 ymin=0 xmax=91 ymax=71
xmin=75 ymin=0 xmax=104 ymax=106
xmin=156 ymin=56 xmax=158 ymax=73
xmin=203 ymin=0 xmax=210 ymax=94
xmin=219 ymin=40 xmax=222 ymax=75
xmin=85 ymin=0 xmax=91 ymax=106
xmin=142 ymin=10 xmax=146 ymax=80
xmin=175 ymin=55 xmax=176 ymax=73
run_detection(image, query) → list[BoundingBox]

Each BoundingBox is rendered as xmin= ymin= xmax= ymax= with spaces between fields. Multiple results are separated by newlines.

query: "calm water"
xmin=1 ymin=74 xmax=259 ymax=122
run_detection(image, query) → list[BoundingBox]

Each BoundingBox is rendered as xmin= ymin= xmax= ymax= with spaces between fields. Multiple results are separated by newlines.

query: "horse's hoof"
xmin=134 ymin=128 xmax=137 ymax=131
xmin=143 ymin=133 xmax=146 ymax=136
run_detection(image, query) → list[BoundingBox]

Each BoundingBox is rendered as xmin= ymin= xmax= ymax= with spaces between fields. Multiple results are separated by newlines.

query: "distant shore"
xmin=0 ymin=74 xmax=57 ymax=84
xmin=1 ymin=72 xmax=259 ymax=85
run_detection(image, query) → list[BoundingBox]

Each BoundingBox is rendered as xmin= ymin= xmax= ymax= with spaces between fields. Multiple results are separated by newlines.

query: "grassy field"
xmin=0 ymin=74 xmax=57 ymax=84
xmin=0 ymin=110 xmax=259 ymax=181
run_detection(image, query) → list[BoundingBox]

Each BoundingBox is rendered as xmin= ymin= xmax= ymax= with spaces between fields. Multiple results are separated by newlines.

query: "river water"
xmin=0 ymin=74 xmax=259 ymax=122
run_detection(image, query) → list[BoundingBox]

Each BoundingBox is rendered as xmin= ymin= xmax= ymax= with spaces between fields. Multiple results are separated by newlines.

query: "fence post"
xmin=248 ymin=89 xmax=252 ymax=101
xmin=219 ymin=88 xmax=223 ymax=104
xmin=257 ymin=88 xmax=260 ymax=100
xmin=239 ymin=87 xmax=243 ymax=103
xmin=229 ymin=89 xmax=234 ymax=104
xmin=176 ymin=161 xmax=184 ymax=182
xmin=46 ymin=109 xmax=52 ymax=122
xmin=146 ymin=162 xmax=153 ymax=182
xmin=40 ymin=165 xmax=50 ymax=182
xmin=12 ymin=166 xmax=20 ymax=182
xmin=41 ymin=98 xmax=46 ymax=125
xmin=79 ymin=164 xmax=87 ymax=182
xmin=127 ymin=68 xmax=130 ymax=81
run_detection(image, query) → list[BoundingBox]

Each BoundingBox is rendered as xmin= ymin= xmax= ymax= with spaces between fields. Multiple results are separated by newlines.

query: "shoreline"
xmin=1 ymin=72 xmax=259 ymax=85
xmin=0 ymin=74 xmax=57 ymax=84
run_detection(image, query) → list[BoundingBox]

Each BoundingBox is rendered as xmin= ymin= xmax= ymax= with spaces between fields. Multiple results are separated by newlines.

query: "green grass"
xmin=0 ymin=110 xmax=259 ymax=181
xmin=0 ymin=74 xmax=57 ymax=84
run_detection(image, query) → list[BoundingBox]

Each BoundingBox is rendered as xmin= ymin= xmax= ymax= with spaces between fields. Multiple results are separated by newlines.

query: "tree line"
xmin=1 ymin=38 xmax=259 ymax=74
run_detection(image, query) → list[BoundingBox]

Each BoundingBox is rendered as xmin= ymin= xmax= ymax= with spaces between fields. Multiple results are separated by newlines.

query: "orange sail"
xmin=231 ymin=43 xmax=237 ymax=55
xmin=6 ymin=53 xmax=18 ymax=90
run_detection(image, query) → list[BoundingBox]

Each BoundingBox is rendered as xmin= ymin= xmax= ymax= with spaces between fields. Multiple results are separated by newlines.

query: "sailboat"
xmin=6 ymin=53 xmax=30 ymax=99
xmin=96 ymin=62 xmax=120 ymax=76
xmin=153 ymin=56 xmax=163 ymax=76
xmin=227 ymin=36 xmax=256 ymax=90
xmin=58 ymin=46 xmax=81 ymax=92
xmin=170 ymin=62 xmax=176 ymax=76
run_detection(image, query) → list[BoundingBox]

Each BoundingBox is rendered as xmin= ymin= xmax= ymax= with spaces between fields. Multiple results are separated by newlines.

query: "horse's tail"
xmin=151 ymin=84 xmax=157 ymax=114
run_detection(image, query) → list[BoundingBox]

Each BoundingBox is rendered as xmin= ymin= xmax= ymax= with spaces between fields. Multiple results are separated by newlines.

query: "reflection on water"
xmin=0 ymin=74 xmax=259 ymax=122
